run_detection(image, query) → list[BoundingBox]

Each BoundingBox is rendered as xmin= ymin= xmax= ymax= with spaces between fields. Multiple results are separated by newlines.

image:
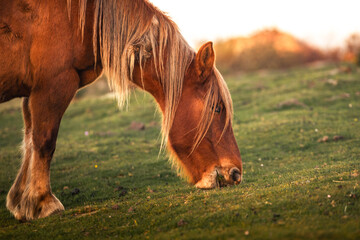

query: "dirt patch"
xmin=326 ymin=93 xmax=350 ymax=101
xmin=128 ymin=121 xmax=145 ymax=131
xmin=277 ymin=99 xmax=308 ymax=109
xmin=318 ymin=135 xmax=345 ymax=143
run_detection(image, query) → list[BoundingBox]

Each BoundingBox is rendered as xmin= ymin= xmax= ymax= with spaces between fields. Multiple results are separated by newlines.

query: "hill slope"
xmin=215 ymin=29 xmax=324 ymax=71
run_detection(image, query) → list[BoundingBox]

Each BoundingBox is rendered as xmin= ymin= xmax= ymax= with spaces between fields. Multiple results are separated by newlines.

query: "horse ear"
xmin=195 ymin=42 xmax=215 ymax=81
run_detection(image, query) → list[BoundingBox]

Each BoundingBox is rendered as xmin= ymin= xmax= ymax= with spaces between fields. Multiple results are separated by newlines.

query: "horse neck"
xmin=131 ymin=62 xmax=167 ymax=113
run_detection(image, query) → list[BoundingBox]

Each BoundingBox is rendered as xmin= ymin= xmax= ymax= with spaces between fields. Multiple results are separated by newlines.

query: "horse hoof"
xmin=15 ymin=191 xmax=65 ymax=221
xmin=6 ymin=187 xmax=23 ymax=219
xmin=6 ymin=192 xmax=17 ymax=213
xmin=37 ymin=194 xmax=65 ymax=219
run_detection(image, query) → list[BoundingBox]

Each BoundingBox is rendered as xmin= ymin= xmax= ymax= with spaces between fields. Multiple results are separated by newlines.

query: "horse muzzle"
xmin=195 ymin=166 xmax=242 ymax=189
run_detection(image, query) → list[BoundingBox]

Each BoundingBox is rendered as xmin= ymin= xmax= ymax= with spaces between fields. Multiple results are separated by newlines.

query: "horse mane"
xmin=67 ymin=0 xmax=233 ymax=156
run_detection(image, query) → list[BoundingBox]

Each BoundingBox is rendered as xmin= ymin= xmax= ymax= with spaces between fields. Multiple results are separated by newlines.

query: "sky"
xmin=149 ymin=0 xmax=360 ymax=49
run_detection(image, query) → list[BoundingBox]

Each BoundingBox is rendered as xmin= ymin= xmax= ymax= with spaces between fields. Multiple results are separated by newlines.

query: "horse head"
xmin=132 ymin=41 xmax=242 ymax=189
xmin=169 ymin=42 xmax=242 ymax=189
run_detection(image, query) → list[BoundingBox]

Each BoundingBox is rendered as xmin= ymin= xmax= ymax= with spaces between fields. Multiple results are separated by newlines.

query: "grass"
xmin=0 ymin=63 xmax=359 ymax=239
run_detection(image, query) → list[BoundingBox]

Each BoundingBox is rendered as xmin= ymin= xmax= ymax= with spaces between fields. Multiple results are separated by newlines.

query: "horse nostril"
xmin=230 ymin=168 xmax=241 ymax=183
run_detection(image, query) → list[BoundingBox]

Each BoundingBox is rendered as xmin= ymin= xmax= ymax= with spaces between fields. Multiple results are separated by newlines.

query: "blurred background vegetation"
xmin=213 ymin=29 xmax=360 ymax=73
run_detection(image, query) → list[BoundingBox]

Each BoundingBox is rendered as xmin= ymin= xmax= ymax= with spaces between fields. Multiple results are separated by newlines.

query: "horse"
xmin=0 ymin=0 xmax=243 ymax=221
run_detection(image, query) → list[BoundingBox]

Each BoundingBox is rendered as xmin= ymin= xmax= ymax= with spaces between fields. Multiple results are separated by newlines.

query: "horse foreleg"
xmin=12 ymin=70 xmax=79 ymax=221
xmin=6 ymin=98 xmax=33 ymax=219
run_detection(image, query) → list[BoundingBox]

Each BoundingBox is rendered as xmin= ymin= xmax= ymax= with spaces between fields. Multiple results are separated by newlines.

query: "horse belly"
xmin=0 ymin=36 xmax=32 ymax=103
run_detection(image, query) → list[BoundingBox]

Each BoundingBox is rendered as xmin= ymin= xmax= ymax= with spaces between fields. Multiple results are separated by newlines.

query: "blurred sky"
xmin=149 ymin=0 xmax=360 ymax=49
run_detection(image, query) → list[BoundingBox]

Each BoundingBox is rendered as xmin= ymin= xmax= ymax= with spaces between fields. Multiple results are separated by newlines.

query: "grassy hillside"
xmin=0 ymin=63 xmax=359 ymax=239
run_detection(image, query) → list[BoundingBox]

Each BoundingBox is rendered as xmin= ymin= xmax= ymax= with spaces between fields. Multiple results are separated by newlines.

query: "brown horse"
xmin=0 ymin=0 xmax=242 ymax=221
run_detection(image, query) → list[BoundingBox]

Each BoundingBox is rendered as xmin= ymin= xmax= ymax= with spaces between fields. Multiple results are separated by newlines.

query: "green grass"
xmin=0 ymin=64 xmax=359 ymax=239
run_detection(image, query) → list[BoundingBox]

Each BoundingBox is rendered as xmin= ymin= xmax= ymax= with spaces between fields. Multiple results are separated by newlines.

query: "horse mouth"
xmin=195 ymin=167 xmax=242 ymax=189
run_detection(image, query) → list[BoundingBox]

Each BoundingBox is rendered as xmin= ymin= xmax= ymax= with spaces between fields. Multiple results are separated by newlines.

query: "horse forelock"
xmin=191 ymin=68 xmax=234 ymax=154
xmin=69 ymin=0 xmax=232 ymax=164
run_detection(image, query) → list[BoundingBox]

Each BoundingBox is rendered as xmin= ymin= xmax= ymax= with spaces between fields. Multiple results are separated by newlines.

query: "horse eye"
xmin=214 ymin=104 xmax=221 ymax=113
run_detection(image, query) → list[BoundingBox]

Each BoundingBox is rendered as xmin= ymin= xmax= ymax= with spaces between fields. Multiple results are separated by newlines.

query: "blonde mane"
xmin=68 ymin=0 xmax=233 ymax=154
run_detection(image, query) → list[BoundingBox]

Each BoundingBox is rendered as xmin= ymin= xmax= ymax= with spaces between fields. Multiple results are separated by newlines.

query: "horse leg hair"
xmin=6 ymin=98 xmax=33 ymax=220
xmin=7 ymin=69 xmax=79 ymax=221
